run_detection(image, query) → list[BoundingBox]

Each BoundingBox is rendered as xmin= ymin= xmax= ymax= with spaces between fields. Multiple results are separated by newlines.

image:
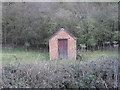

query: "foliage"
xmin=2 ymin=2 xmax=119 ymax=48
xmin=1 ymin=56 xmax=119 ymax=88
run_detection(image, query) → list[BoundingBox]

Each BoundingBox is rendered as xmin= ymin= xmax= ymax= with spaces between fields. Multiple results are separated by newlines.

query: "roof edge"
xmin=49 ymin=28 xmax=77 ymax=40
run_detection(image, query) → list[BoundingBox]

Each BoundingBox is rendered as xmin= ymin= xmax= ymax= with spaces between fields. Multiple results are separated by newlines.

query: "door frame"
xmin=58 ymin=39 xmax=68 ymax=60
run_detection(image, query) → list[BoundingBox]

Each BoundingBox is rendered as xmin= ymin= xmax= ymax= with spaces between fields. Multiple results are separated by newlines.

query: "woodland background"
xmin=2 ymin=2 xmax=119 ymax=50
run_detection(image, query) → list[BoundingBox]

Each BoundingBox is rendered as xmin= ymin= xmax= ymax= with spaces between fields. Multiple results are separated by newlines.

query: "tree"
xmin=2 ymin=2 xmax=118 ymax=50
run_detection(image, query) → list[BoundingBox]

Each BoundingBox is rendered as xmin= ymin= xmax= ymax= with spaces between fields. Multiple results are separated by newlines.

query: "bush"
xmin=1 ymin=57 xmax=119 ymax=88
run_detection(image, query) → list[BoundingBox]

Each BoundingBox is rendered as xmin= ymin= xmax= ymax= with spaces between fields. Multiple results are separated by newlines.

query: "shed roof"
xmin=49 ymin=28 xmax=77 ymax=40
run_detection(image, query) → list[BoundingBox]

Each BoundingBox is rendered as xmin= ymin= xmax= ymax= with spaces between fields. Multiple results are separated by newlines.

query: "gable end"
xmin=49 ymin=28 xmax=77 ymax=40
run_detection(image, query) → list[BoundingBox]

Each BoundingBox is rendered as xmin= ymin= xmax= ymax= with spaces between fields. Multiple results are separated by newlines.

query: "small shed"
xmin=49 ymin=28 xmax=77 ymax=60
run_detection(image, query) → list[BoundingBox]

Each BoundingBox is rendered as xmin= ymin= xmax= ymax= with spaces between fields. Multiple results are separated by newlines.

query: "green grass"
xmin=78 ymin=50 xmax=118 ymax=61
xmin=2 ymin=48 xmax=118 ymax=63
xmin=2 ymin=48 xmax=49 ymax=62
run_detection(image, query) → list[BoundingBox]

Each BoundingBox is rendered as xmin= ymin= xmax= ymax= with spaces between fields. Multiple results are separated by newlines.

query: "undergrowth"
xmin=1 ymin=57 xmax=119 ymax=89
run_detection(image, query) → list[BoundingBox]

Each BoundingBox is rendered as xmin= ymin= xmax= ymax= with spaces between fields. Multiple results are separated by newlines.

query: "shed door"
xmin=58 ymin=39 xmax=68 ymax=60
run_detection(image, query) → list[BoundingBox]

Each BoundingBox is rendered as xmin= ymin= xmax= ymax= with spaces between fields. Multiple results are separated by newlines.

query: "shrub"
xmin=1 ymin=57 xmax=119 ymax=88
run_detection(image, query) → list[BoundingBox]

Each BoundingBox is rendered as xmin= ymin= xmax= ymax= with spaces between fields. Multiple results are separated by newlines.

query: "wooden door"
xmin=58 ymin=39 xmax=68 ymax=60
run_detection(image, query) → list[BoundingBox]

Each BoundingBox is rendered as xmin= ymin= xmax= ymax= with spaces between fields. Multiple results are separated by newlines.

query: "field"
xmin=2 ymin=48 xmax=118 ymax=62
xmin=1 ymin=48 xmax=119 ymax=88
xmin=2 ymin=48 xmax=49 ymax=62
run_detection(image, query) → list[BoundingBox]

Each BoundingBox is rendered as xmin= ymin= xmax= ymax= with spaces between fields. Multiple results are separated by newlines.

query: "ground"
xmin=2 ymin=48 xmax=49 ymax=62
xmin=1 ymin=48 xmax=119 ymax=88
xmin=2 ymin=48 xmax=118 ymax=62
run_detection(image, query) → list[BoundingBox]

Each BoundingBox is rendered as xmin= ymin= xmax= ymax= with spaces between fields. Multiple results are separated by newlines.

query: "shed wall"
xmin=49 ymin=30 xmax=76 ymax=60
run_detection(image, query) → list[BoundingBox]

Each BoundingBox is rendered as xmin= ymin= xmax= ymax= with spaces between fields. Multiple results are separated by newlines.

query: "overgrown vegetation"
xmin=1 ymin=48 xmax=119 ymax=88
xmin=1 ymin=57 xmax=119 ymax=88
xmin=1 ymin=2 xmax=119 ymax=89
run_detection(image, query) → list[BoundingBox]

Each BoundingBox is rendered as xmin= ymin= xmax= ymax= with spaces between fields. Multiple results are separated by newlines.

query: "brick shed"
xmin=49 ymin=28 xmax=77 ymax=60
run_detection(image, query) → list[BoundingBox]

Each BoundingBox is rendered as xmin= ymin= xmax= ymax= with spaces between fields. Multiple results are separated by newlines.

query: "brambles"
xmin=1 ymin=57 xmax=119 ymax=88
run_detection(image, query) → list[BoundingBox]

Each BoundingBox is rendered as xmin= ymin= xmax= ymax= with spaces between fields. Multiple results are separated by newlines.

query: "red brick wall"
xmin=49 ymin=30 xmax=76 ymax=60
